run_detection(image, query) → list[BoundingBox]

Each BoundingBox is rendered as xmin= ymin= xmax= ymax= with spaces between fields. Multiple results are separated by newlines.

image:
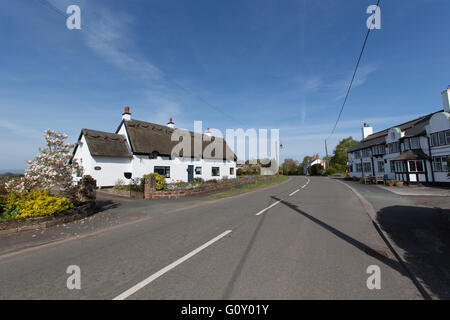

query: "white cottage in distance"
xmin=73 ymin=107 xmax=237 ymax=187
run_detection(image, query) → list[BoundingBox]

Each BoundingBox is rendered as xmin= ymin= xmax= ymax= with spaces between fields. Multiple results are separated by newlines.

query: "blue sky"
xmin=0 ymin=0 xmax=449 ymax=170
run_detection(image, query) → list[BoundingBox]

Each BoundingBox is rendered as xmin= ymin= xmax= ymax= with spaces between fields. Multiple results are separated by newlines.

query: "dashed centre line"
xmin=255 ymin=201 xmax=281 ymax=216
xmin=113 ymin=230 xmax=232 ymax=300
xmin=257 ymin=177 xmax=311 ymax=215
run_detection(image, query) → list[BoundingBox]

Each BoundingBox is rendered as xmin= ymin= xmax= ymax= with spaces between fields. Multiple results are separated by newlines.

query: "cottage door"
xmin=187 ymin=165 xmax=194 ymax=183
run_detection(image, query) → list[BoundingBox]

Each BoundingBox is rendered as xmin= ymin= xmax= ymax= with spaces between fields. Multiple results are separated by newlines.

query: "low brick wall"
xmin=99 ymin=188 xmax=144 ymax=199
xmin=145 ymin=175 xmax=277 ymax=200
xmin=0 ymin=202 xmax=96 ymax=236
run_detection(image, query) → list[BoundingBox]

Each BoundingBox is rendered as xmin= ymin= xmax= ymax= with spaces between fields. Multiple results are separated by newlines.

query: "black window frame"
xmin=211 ymin=167 xmax=220 ymax=177
xmin=154 ymin=166 xmax=170 ymax=178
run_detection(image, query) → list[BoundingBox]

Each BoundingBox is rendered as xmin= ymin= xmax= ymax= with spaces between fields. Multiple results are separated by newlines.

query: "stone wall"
xmin=0 ymin=202 xmax=95 ymax=236
xmin=144 ymin=175 xmax=276 ymax=200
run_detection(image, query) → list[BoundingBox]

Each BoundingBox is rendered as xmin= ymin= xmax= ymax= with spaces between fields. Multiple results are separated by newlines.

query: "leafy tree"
xmin=308 ymin=164 xmax=324 ymax=176
xmin=281 ymin=158 xmax=299 ymax=175
xmin=329 ymin=137 xmax=358 ymax=172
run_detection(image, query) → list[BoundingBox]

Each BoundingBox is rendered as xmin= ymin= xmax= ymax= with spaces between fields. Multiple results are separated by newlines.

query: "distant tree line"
xmin=279 ymin=136 xmax=358 ymax=176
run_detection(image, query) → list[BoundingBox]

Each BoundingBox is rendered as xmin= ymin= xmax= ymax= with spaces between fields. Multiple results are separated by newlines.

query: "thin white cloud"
xmin=331 ymin=64 xmax=378 ymax=100
xmin=0 ymin=120 xmax=42 ymax=138
xmin=83 ymin=6 xmax=161 ymax=81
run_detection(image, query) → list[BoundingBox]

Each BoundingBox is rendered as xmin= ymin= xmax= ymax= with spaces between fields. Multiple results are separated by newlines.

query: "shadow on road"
xmin=377 ymin=205 xmax=450 ymax=299
xmin=270 ymin=196 xmax=406 ymax=274
xmin=93 ymin=200 xmax=119 ymax=214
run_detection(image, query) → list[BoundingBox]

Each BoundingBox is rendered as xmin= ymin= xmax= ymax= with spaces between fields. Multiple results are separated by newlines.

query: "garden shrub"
xmin=144 ymin=173 xmax=166 ymax=190
xmin=193 ymin=178 xmax=204 ymax=184
xmin=325 ymin=167 xmax=337 ymax=176
xmin=308 ymin=164 xmax=324 ymax=176
xmin=236 ymin=168 xmax=244 ymax=176
xmin=0 ymin=190 xmax=74 ymax=220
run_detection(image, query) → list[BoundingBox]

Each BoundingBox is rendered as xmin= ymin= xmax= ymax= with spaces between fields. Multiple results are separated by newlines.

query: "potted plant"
xmin=395 ymin=181 xmax=404 ymax=187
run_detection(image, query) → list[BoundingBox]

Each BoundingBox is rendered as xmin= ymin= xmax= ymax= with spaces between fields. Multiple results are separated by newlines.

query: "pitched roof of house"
xmin=348 ymin=110 xmax=442 ymax=152
xmin=121 ymin=119 xmax=237 ymax=160
xmin=81 ymin=129 xmax=132 ymax=158
xmin=393 ymin=149 xmax=430 ymax=161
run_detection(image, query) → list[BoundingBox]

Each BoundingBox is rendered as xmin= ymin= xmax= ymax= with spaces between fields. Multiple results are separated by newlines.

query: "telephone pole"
xmin=324 ymin=139 xmax=329 ymax=169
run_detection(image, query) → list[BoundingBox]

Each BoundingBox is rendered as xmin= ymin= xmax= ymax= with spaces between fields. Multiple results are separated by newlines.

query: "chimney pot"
xmin=122 ymin=106 xmax=131 ymax=121
xmin=167 ymin=117 xmax=175 ymax=128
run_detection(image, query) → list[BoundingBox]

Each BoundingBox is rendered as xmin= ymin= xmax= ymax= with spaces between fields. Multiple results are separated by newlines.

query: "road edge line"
xmin=336 ymin=179 xmax=433 ymax=300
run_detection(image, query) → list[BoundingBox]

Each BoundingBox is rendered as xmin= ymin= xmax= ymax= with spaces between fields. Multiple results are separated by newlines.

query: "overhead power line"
xmin=35 ymin=0 xmax=245 ymax=126
xmin=328 ymin=0 xmax=381 ymax=139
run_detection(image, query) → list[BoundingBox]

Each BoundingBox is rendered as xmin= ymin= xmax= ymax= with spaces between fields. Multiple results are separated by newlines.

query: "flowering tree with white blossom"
xmin=6 ymin=129 xmax=82 ymax=197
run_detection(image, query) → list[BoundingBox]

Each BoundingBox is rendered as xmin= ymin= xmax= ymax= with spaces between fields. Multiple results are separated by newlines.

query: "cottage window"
xmin=195 ymin=166 xmax=202 ymax=175
xmin=408 ymin=161 xmax=416 ymax=172
xmin=403 ymin=139 xmax=410 ymax=150
xmin=431 ymin=133 xmax=438 ymax=147
xmin=394 ymin=161 xmax=405 ymax=172
xmin=154 ymin=166 xmax=170 ymax=178
xmin=390 ymin=160 xmax=395 ymax=172
xmin=410 ymin=137 xmax=420 ymax=149
xmin=355 ymin=164 xmax=362 ymax=172
xmin=212 ymin=167 xmax=220 ymax=176
xmin=362 ymin=149 xmax=371 ymax=158
xmin=416 ymin=160 xmax=424 ymax=172
xmin=438 ymin=132 xmax=446 ymax=146
xmin=230 ymin=168 xmax=235 ymax=175
xmin=433 ymin=156 xmax=449 ymax=172
xmin=377 ymin=161 xmax=384 ymax=173
xmin=124 ymin=172 xmax=132 ymax=179
xmin=363 ymin=162 xmax=372 ymax=173
xmin=446 ymin=130 xmax=450 ymax=144
xmin=372 ymin=146 xmax=378 ymax=155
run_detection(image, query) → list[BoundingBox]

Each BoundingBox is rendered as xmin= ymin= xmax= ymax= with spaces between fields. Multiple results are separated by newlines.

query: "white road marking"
xmin=289 ymin=189 xmax=300 ymax=196
xmin=113 ymin=230 xmax=232 ymax=300
xmin=255 ymin=200 xmax=281 ymax=216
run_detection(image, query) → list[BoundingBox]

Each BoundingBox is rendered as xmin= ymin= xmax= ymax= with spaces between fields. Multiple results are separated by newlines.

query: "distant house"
xmin=304 ymin=154 xmax=326 ymax=175
xmin=73 ymin=107 xmax=237 ymax=187
xmin=347 ymin=87 xmax=450 ymax=184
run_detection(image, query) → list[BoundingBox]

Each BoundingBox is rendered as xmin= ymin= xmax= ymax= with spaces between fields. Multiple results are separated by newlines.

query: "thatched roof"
xmin=121 ymin=119 xmax=236 ymax=160
xmin=82 ymin=129 xmax=132 ymax=158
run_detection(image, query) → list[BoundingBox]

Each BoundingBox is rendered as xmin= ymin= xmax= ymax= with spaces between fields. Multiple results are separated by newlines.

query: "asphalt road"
xmin=0 ymin=176 xmax=422 ymax=299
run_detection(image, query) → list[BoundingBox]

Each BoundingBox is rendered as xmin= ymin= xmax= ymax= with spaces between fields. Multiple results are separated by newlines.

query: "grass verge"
xmin=209 ymin=175 xmax=289 ymax=199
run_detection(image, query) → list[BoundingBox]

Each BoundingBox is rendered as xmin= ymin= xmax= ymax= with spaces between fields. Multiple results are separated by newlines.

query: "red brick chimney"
xmin=122 ymin=106 xmax=131 ymax=121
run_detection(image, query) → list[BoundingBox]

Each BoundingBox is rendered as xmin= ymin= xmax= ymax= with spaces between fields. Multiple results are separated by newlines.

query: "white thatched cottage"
xmin=72 ymin=107 xmax=237 ymax=187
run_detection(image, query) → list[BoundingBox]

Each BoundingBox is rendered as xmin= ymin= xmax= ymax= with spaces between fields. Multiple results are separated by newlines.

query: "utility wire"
xmin=35 ymin=0 xmax=245 ymax=126
xmin=327 ymin=0 xmax=381 ymax=139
